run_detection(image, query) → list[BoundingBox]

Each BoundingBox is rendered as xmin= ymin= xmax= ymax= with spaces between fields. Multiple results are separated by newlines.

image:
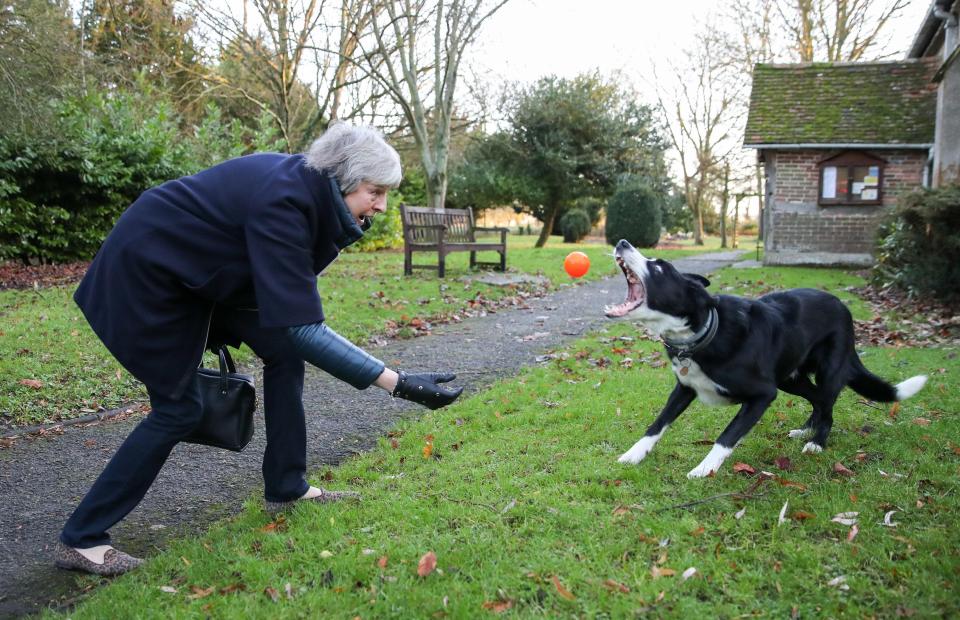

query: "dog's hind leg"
xmin=802 ymin=357 xmax=850 ymax=454
xmin=779 ymin=374 xmax=821 ymax=441
xmin=619 ymin=383 xmax=695 ymax=465
xmin=688 ymin=391 xmax=777 ymax=478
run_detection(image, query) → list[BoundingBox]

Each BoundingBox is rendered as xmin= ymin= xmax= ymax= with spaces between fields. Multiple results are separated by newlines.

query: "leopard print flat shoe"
xmin=264 ymin=488 xmax=361 ymax=516
xmin=54 ymin=542 xmax=144 ymax=576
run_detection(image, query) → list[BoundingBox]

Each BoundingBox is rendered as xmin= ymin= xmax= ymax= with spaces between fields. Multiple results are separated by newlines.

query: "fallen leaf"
xmin=689 ymin=526 xmax=705 ymax=537
xmin=377 ymin=556 xmax=388 ymax=569
xmin=778 ymin=501 xmax=789 ymax=526
xmin=889 ymin=401 xmax=900 ymax=419
xmin=776 ymin=477 xmax=808 ymax=491
xmin=682 ymin=567 xmax=698 ymax=581
xmin=603 ymin=579 xmax=630 ymax=593
xmin=732 ymin=462 xmax=756 ymax=475
xmin=160 ymin=586 xmax=178 ymax=594
xmin=481 ymin=599 xmax=513 ymax=612
xmin=833 ymin=462 xmax=855 ymax=477
xmin=650 ymin=566 xmax=676 ymax=579
xmin=774 ymin=457 xmax=793 ymax=471
xmin=912 ymin=418 xmax=931 ymax=427
xmin=552 ymin=575 xmax=576 ymax=600
xmin=832 ymin=512 xmax=859 ymax=526
xmin=219 ymin=583 xmax=247 ymax=594
xmin=319 ymin=550 xmax=334 ymax=559
xmin=422 ymin=442 xmax=433 ymax=459
xmin=734 ymin=507 xmax=746 ymax=520
xmin=188 ymin=586 xmax=215 ymax=600
xmin=418 ymin=551 xmax=437 ymax=577
xmin=827 ymin=575 xmax=849 ymax=590
xmin=790 ymin=511 xmax=815 ymax=521
xmin=264 ymin=587 xmax=280 ymax=602
xmin=882 ymin=510 xmax=899 ymax=527
xmin=18 ymin=379 xmax=42 ymax=389
xmin=847 ymin=524 xmax=859 ymax=542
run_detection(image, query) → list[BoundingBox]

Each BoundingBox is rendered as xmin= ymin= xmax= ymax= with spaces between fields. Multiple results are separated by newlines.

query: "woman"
xmin=56 ymin=123 xmax=462 ymax=576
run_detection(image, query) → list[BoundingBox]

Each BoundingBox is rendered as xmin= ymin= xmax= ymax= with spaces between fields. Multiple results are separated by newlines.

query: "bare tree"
xmin=657 ymin=29 xmax=742 ymax=245
xmin=358 ymin=0 xmax=510 ymax=210
xmin=188 ymin=0 xmax=383 ymax=151
xmin=775 ymin=0 xmax=910 ymax=62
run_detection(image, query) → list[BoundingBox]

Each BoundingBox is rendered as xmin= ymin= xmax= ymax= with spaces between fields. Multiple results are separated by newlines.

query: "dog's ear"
xmin=683 ymin=273 xmax=711 ymax=288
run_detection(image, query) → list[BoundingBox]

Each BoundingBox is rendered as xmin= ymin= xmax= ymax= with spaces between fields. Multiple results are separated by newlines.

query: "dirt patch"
xmin=0 ymin=261 xmax=89 ymax=291
xmin=853 ymin=284 xmax=960 ymax=348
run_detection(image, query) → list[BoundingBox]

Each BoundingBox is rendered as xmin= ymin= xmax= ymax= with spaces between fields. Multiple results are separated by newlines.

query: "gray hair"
xmin=304 ymin=122 xmax=402 ymax=194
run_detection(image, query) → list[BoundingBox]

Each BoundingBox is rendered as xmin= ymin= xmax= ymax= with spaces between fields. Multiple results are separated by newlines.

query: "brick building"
xmin=908 ymin=0 xmax=960 ymax=186
xmin=744 ymin=59 xmax=939 ymax=266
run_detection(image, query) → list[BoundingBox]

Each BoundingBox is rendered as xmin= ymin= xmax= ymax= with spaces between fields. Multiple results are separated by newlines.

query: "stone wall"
xmin=762 ymin=149 xmax=927 ymax=266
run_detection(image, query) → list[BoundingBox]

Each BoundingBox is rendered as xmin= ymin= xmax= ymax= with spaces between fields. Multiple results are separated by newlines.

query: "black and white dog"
xmin=605 ymin=240 xmax=927 ymax=479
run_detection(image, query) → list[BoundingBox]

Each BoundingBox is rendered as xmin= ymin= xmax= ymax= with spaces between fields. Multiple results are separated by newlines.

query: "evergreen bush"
xmin=873 ymin=184 xmax=960 ymax=302
xmin=559 ymin=208 xmax=591 ymax=242
xmin=604 ymin=183 xmax=663 ymax=247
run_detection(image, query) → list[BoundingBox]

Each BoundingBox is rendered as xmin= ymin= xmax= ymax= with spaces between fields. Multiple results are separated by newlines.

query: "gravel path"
xmin=0 ymin=250 xmax=744 ymax=618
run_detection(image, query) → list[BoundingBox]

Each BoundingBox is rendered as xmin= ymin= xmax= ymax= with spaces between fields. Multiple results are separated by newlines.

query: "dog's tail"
xmin=848 ymin=359 xmax=927 ymax=402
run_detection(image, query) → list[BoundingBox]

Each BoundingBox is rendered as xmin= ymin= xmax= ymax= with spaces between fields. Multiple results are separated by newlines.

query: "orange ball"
xmin=564 ymin=251 xmax=590 ymax=278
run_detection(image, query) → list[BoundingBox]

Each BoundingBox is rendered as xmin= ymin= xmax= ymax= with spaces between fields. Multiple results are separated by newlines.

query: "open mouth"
xmin=359 ymin=215 xmax=374 ymax=230
xmin=605 ymin=256 xmax=646 ymax=317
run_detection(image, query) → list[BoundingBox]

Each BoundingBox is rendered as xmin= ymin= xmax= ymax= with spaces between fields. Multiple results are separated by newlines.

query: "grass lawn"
xmin=0 ymin=235 xmax=727 ymax=428
xmin=51 ymin=264 xmax=958 ymax=618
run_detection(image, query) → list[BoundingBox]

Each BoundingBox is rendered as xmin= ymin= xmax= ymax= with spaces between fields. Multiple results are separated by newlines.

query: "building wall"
xmin=762 ymin=149 xmax=927 ymax=266
xmin=935 ymin=54 xmax=960 ymax=185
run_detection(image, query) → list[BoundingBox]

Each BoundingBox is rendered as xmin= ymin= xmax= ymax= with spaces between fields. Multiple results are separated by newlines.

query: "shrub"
xmin=559 ymin=208 xmax=591 ymax=242
xmin=873 ymin=184 xmax=960 ymax=302
xmin=605 ymin=183 xmax=663 ymax=247
xmin=0 ymin=91 xmax=192 ymax=263
xmin=0 ymin=88 xmax=283 ymax=263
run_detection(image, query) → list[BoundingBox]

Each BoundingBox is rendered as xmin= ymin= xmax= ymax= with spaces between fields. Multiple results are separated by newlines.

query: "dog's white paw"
xmin=802 ymin=441 xmax=823 ymax=454
xmin=788 ymin=428 xmax=812 ymax=439
xmin=687 ymin=444 xmax=733 ymax=479
xmin=618 ymin=433 xmax=663 ymax=465
xmin=687 ymin=463 xmax=717 ymax=479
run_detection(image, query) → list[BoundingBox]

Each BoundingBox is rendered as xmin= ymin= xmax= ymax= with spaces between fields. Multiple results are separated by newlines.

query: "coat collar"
xmin=324 ymin=173 xmax=366 ymax=250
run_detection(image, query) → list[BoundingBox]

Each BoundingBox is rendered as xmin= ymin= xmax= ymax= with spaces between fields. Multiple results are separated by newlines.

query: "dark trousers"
xmin=61 ymin=308 xmax=308 ymax=548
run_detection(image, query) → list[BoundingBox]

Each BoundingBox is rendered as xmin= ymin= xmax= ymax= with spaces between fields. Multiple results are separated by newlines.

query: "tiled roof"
xmin=744 ymin=59 xmax=939 ymax=146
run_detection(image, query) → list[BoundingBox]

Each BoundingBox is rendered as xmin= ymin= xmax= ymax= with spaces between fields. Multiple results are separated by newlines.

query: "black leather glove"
xmin=391 ymin=371 xmax=463 ymax=409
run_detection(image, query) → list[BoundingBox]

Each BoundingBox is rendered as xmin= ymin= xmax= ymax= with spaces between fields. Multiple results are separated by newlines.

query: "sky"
xmin=466 ymin=0 xmax=933 ymax=216
xmin=472 ymin=0 xmax=933 ymax=89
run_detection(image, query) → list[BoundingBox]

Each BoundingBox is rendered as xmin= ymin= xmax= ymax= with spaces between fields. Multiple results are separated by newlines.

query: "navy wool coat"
xmin=75 ymin=153 xmax=365 ymax=399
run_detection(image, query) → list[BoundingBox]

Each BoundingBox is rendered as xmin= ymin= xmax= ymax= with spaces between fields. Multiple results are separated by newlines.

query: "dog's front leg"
xmin=688 ymin=392 xmax=777 ymax=479
xmin=619 ymin=383 xmax=696 ymax=464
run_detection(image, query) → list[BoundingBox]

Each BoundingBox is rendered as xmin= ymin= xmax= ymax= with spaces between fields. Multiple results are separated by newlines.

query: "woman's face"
xmin=343 ymin=182 xmax=390 ymax=227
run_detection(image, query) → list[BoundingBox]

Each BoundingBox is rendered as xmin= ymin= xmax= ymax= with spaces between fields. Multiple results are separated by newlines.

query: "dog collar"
xmin=662 ymin=307 xmax=719 ymax=360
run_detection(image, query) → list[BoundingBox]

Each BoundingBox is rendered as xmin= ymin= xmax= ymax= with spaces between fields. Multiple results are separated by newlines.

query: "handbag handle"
xmin=216 ymin=347 xmax=238 ymax=395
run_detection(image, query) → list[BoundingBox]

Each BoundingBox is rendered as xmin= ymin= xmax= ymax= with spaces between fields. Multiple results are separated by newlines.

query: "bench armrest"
xmin=407 ymin=224 xmax=448 ymax=230
xmin=473 ymin=226 xmax=508 ymax=243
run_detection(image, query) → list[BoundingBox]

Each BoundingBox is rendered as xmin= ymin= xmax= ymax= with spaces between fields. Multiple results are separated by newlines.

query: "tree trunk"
xmin=535 ymin=205 xmax=559 ymax=248
xmin=720 ymin=163 xmax=729 ymax=249
xmin=426 ymin=168 xmax=447 ymax=210
xmin=732 ymin=196 xmax=741 ymax=249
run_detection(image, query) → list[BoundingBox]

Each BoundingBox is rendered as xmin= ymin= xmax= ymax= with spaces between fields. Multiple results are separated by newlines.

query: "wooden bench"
xmin=400 ymin=205 xmax=508 ymax=277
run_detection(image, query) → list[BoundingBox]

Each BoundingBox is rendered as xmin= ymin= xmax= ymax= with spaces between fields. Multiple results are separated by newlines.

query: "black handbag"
xmin=185 ymin=346 xmax=257 ymax=451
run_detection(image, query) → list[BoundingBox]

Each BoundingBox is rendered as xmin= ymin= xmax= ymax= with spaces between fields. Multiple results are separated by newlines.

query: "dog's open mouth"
xmin=605 ymin=256 xmax=645 ymax=317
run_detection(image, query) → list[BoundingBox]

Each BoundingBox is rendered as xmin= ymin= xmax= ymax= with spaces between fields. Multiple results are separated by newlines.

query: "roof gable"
xmin=744 ymin=59 xmax=939 ymax=147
